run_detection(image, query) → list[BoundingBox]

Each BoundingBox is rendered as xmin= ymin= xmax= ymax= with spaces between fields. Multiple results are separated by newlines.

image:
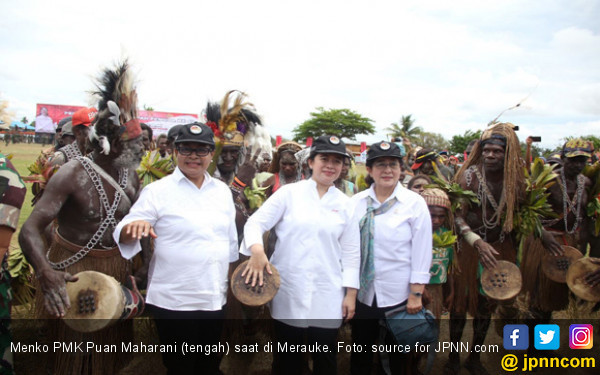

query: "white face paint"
xmin=113 ymin=137 xmax=144 ymax=169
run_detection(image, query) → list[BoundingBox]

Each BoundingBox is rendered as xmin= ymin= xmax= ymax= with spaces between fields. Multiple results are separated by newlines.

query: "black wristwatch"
xmin=410 ymin=291 xmax=423 ymax=297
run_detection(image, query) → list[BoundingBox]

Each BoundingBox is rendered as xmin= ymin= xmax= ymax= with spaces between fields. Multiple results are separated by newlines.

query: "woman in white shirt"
xmin=350 ymin=141 xmax=432 ymax=375
xmin=115 ymin=123 xmax=238 ymax=375
xmin=242 ymin=135 xmax=360 ymax=375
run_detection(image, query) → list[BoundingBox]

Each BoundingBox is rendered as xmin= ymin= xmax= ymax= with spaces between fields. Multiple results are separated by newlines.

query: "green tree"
xmin=384 ymin=115 xmax=422 ymax=142
xmin=143 ymin=104 xmax=154 ymax=111
xmin=292 ymin=107 xmax=375 ymax=141
xmin=21 ymin=116 xmax=28 ymax=125
xmin=449 ymin=129 xmax=482 ymax=155
xmin=415 ymin=131 xmax=450 ymax=151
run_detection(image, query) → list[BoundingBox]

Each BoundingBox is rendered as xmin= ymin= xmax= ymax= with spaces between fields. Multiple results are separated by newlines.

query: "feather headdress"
xmin=204 ymin=90 xmax=265 ymax=175
xmin=89 ymin=60 xmax=141 ymax=155
xmin=204 ymin=90 xmax=262 ymax=147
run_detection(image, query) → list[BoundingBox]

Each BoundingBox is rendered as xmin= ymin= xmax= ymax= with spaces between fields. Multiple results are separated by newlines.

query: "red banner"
xmin=138 ymin=110 xmax=198 ymax=136
xmin=35 ymin=103 xmax=197 ymax=137
xmin=35 ymin=104 xmax=82 ymax=133
xmin=306 ymin=137 xmax=313 ymax=147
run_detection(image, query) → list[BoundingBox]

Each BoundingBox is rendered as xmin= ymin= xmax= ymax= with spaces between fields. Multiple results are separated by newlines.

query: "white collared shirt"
xmin=350 ymin=182 xmax=432 ymax=307
xmin=242 ymin=178 xmax=360 ymax=328
xmin=114 ymin=167 xmax=238 ymax=311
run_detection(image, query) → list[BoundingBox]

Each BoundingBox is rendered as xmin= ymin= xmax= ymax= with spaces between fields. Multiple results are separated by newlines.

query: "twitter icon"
xmin=534 ymin=324 xmax=560 ymax=350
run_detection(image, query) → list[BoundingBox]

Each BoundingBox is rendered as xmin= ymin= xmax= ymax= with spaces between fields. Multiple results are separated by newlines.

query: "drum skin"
xmin=231 ymin=260 xmax=280 ymax=306
xmin=566 ymin=258 xmax=600 ymax=302
xmin=63 ymin=271 xmax=124 ymax=333
xmin=542 ymin=245 xmax=583 ymax=283
xmin=481 ymin=260 xmax=522 ymax=301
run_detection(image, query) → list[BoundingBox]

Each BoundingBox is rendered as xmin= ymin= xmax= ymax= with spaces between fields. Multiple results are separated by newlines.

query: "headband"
xmin=415 ymin=151 xmax=438 ymax=162
xmin=120 ymin=119 xmax=142 ymax=141
xmin=480 ymin=134 xmax=506 ymax=148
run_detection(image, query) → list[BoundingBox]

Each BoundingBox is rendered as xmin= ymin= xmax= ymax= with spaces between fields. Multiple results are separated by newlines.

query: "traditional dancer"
xmin=445 ymin=123 xmax=561 ymax=375
xmin=19 ymin=60 xmax=146 ymax=375
xmin=521 ymin=139 xmax=591 ymax=319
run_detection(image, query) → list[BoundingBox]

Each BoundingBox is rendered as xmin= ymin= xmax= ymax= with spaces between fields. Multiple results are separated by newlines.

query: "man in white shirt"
xmin=115 ymin=122 xmax=238 ymax=375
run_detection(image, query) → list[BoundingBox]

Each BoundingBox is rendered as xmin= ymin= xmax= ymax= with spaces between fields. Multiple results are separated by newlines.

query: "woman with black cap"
xmin=242 ymin=135 xmax=360 ymax=375
xmin=115 ymin=122 xmax=238 ymax=375
xmin=349 ymin=141 xmax=432 ymax=374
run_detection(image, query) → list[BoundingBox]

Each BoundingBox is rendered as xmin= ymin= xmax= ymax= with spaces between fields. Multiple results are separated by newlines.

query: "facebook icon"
xmin=503 ymin=324 xmax=529 ymax=350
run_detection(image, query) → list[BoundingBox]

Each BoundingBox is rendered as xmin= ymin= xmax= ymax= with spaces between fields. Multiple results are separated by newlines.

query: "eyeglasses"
xmin=177 ymin=146 xmax=212 ymax=157
xmin=373 ymin=161 xmax=400 ymax=170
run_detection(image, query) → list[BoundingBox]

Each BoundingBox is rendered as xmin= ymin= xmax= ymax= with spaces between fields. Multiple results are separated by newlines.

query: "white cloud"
xmin=0 ymin=0 xmax=598 ymax=152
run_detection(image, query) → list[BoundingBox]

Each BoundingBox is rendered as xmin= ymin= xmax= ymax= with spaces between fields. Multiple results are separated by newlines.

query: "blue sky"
xmin=1 ymin=0 xmax=598 ymax=149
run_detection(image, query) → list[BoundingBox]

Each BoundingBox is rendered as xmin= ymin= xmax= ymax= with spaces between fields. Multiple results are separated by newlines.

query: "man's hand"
xmin=526 ymin=136 xmax=533 ymax=146
xmin=120 ymin=220 xmax=157 ymax=243
xmin=38 ymin=268 xmax=78 ymax=317
xmin=474 ymin=239 xmax=499 ymax=269
xmin=584 ymin=258 xmax=600 ymax=288
xmin=541 ymin=230 xmax=564 ymax=256
xmin=235 ymin=146 xmax=262 ymax=187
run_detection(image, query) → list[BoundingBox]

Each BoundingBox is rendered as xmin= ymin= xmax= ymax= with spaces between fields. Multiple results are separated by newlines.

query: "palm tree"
xmin=385 ymin=115 xmax=422 ymax=142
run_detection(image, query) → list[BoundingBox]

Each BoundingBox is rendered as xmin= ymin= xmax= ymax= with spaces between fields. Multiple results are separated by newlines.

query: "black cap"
xmin=309 ymin=135 xmax=348 ymax=158
xmin=174 ymin=122 xmax=215 ymax=147
xmin=167 ymin=124 xmax=184 ymax=142
xmin=57 ymin=116 xmax=72 ymax=131
xmin=367 ymin=141 xmax=403 ymax=161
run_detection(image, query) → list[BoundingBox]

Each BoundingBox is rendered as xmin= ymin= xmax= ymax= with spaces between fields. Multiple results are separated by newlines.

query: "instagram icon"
xmin=569 ymin=325 xmax=593 ymax=349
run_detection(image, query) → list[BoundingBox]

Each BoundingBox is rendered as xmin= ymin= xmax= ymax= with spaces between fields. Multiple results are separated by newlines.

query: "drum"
xmin=542 ymin=245 xmax=583 ymax=283
xmin=566 ymin=258 xmax=600 ymax=302
xmin=62 ymin=271 xmax=145 ymax=333
xmin=231 ymin=260 xmax=280 ymax=306
xmin=481 ymin=260 xmax=522 ymax=301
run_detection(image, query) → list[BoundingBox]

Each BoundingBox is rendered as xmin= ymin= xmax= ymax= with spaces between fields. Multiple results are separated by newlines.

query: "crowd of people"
xmin=1 ymin=60 xmax=599 ymax=375
xmin=1 ymin=130 xmax=36 ymax=145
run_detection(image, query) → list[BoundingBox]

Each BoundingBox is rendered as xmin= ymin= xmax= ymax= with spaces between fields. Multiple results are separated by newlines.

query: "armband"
xmin=463 ymin=231 xmax=481 ymax=247
xmin=233 ymin=177 xmax=247 ymax=188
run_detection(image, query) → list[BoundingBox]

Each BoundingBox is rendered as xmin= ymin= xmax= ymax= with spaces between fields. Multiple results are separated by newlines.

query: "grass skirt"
xmin=520 ymin=231 xmax=578 ymax=313
xmin=452 ymin=237 xmax=516 ymax=317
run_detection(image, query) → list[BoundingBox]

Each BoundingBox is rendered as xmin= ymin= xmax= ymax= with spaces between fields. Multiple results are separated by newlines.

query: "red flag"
xmin=306 ymin=137 xmax=313 ymax=147
xmin=276 ymin=135 xmax=282 ymax=147
xmin=360 ymin=142 xmax=367 ymax=153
